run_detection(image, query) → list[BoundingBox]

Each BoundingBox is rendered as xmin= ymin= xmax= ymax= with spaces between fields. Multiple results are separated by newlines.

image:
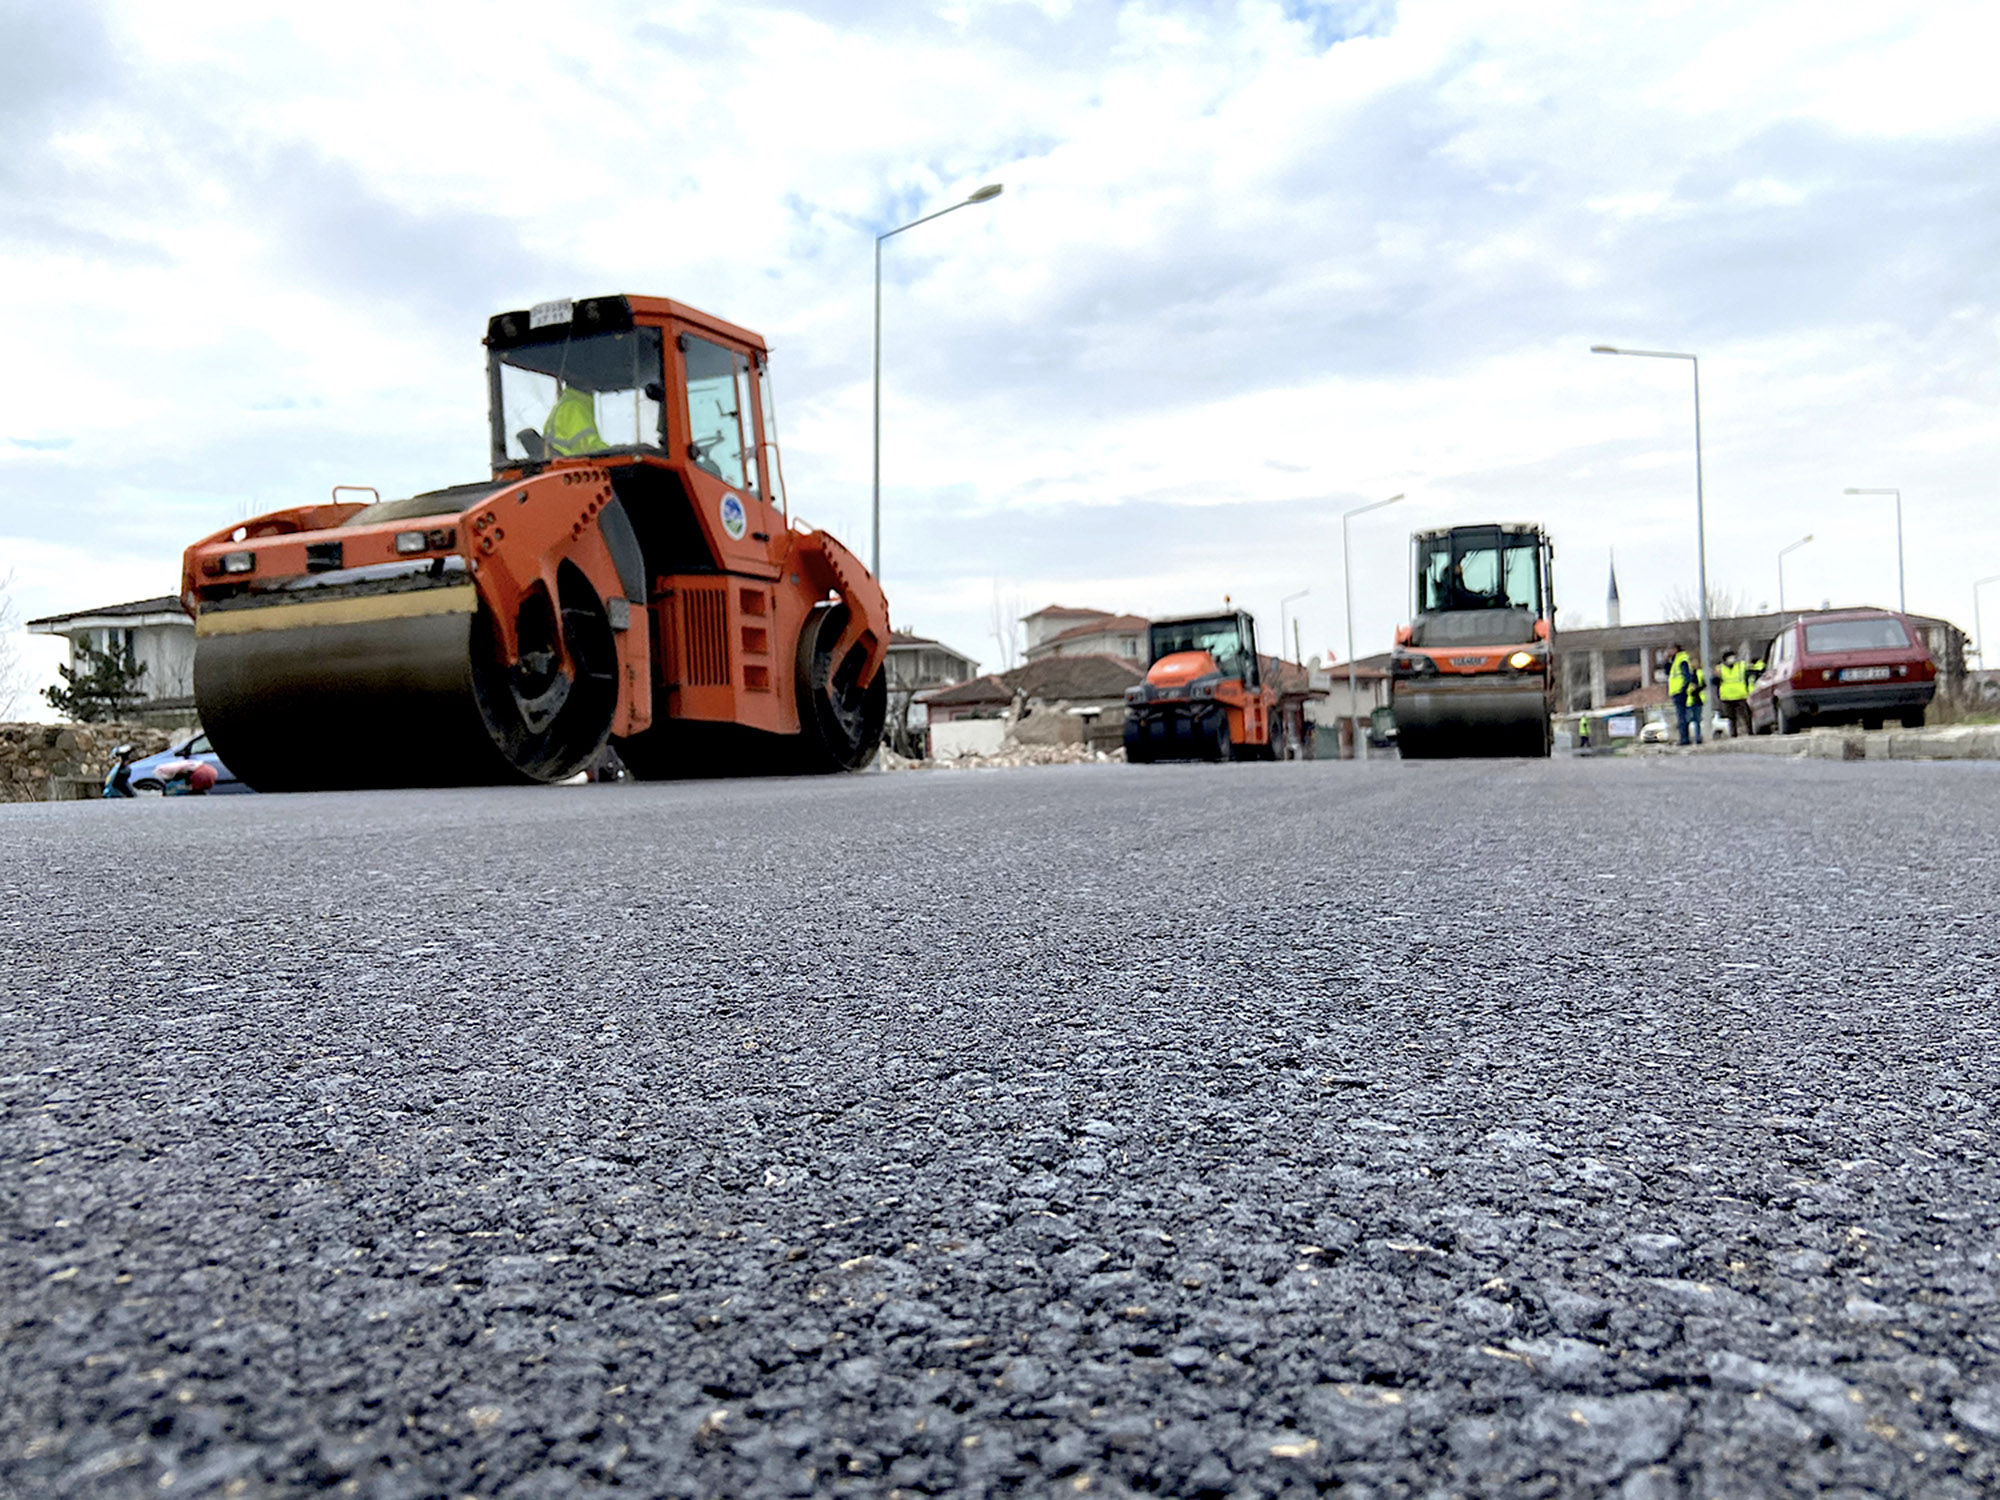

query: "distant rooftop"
xmin=28 ymin=595 xmax=186 ymax=631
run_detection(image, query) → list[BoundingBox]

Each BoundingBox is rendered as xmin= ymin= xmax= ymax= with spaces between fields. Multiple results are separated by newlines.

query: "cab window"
xmin=683 ymin=337 xmax=752 ymax=491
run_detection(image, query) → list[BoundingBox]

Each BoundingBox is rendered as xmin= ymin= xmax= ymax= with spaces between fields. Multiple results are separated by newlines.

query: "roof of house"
xmin=1262 ymin=655 xmax=1328 ymax=698
xmin=1034 ymin=613 xmax=1150 ymax=649
xmin=923 ymin=672 xmax=1009 ymax=708
xmin=890 ymin=630 xmax=975 ymax=656
xmin=27 ymin=595 xmax=187 ymax=632
xmin=1021 ymin=604 xmax=1113 ymax=623
xmin=924 ymin=652 xmax=1145 ymax=707
xmin=1313 ymin=652 xmax=1390 ymax=684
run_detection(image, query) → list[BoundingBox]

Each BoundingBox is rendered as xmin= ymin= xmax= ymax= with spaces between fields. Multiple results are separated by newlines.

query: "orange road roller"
xmin=1123 ymin=609 xmax=1277 ymax=762
xmin=1389 ymin=523 xmax=1556 ymax=758
xmin=181 ymin=295 xmax=889 ymax=790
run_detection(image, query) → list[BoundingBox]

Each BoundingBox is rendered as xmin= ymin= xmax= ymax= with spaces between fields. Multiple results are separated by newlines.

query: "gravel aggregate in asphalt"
xmin=4 ymin=755 xmax=2000 ymax=1499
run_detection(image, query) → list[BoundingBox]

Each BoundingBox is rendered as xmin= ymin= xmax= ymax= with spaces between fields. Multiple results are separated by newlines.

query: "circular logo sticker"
xmin=719 ymin=493 xmax=747 ymax=540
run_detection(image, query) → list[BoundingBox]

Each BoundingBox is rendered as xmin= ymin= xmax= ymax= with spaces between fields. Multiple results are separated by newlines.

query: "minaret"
xmin=1606 ymin=550 xmax=1622 ymax=628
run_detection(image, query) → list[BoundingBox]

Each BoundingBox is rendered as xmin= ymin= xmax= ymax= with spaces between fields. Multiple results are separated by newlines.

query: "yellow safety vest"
xmin=1717 ymin=660 xmax=1751 ymax=700
xmin=547 ymin=387 xmax=604 ymax=456
xmin=1668 ymin=652 xmax=1695 ymax=698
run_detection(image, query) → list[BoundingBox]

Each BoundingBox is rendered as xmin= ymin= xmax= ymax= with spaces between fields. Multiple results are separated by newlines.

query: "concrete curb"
xmin=1693 ymin=724 xmax=2000 ymax=761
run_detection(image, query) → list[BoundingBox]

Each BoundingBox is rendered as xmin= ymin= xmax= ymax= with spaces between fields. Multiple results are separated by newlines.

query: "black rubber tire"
xmin=1775 ymin=701 xmax=1796 ymax=736
xmin=795 ymin=604 xmax=887 ymax=774
xmin=1209 ymin=709 xmax=1234 ymax=762
xmin=1900 ymin=709 xmax=1925 ymax=729
xmin=1123 ymin=715 xmax=1149 ymax=764
xmin=470 ymin=563 xmax=618 ymax=783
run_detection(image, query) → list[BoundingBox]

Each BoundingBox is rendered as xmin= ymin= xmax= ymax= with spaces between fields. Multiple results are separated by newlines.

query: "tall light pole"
xmin=1279 ymin=588 xmax=1309 ymax=665
xmin=1777 ymin=534 xmax=1813 ymax=615
xmin=1975 ymin=574 xmax=2000 ymax=669
xmin=872 ymin=182 xmax=1003 ymax=580
xmin=1843 ymin=488 xmax=1905 ymax=613
xmin=1592 ymin=344 xmax=1712 ymax=708
xmin=1343 ymin=493 xmax=1404 ymax=758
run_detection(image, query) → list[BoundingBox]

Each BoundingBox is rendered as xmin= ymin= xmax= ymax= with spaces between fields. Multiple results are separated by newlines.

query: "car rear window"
xmin=1804 ymin=619 xmax=1910 ymax=653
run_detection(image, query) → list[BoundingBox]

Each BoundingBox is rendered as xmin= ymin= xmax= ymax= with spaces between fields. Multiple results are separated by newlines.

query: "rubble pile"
xmin=0 ymin=722 xmax=175 ymax=802
xmin=884 ymin=740 xmax=1123 ymax=771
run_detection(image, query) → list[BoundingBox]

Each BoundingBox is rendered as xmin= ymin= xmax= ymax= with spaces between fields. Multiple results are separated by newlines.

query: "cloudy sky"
xmin=2 ymin=0 xmax=1995 ymax=710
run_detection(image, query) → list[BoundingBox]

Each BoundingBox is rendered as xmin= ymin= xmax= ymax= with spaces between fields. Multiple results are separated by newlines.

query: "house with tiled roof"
xmin=886 ymin=631 xmax=979 ymax=694
xmin=921 ymin=653 xmax=1146 ymax=753
xmin=1022 ymin=611 xmax=1150 ymax=665
xmin=26 ymin=594 xmax=198 ymax=727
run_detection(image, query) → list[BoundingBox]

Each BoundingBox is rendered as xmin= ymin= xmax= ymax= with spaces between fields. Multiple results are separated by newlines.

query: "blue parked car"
xmin=125 ymin=731 xmax=248 ymax=794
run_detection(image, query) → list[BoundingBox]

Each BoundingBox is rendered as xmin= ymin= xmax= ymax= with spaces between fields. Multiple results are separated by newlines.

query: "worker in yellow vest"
xmin=546 ymin=384 xmax=605 ymax=456
xmin=1667 ymin=643 xmax=1703 ymax=746
xmin=1716 ymin=649 xmax=1756 ymax=738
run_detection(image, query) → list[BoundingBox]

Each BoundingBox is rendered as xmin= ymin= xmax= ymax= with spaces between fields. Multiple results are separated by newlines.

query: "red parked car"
xmin=1750 ymin=610 xmax=1936 ymax=734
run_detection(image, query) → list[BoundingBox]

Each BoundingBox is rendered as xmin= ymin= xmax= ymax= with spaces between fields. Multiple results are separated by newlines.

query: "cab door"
xmin=672 ymin=329 xmax=780 ymax=581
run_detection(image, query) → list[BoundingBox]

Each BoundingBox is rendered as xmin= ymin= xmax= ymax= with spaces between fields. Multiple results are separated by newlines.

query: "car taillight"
xmin=1821 ymin=668 xmax=1836 ymax=683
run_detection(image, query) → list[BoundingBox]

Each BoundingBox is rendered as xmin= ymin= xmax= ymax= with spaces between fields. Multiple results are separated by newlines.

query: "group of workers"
xmin=1667 ymin=643 xmax=1763 ymax=745
xmin=1578 ymin=645 xmax=1764 ymax=752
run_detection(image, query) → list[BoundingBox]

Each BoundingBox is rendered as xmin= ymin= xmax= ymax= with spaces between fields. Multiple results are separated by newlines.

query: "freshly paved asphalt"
xmin=5 ymin=756 xmax=1999 ymax=1499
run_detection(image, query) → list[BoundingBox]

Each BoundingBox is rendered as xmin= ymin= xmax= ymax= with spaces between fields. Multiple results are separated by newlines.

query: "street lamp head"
xmin=967 ymin=184 xmax=1003 ymax=203
xmin=1590 ymin=345 xmax=1619 ymax=354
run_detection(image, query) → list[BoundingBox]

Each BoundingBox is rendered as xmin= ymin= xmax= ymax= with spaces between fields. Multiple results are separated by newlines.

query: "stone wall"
xmin=0 ymin=722 xmax=176 ymax=802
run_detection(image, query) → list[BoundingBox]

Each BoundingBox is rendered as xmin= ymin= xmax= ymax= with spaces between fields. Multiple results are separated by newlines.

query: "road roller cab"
xmin=181 ymin=295 xmax=889 ymax=790
xmin=1389 ymin=524 xmax=1556 ymax=759
xmin=1123 ymin=610 xmax=1277 ymax=762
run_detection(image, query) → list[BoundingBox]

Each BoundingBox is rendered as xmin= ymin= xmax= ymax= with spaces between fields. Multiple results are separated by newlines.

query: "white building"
xmin=1020 ymin=605 xmax=1149 ymax=664
xmin=26 ymin=595 xmax=198 ymax=727
xmin=886 ymin=631 xmax=980 ymax=694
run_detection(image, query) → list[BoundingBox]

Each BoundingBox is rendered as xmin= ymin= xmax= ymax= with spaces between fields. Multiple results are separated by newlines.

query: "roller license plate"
xmin=1840 ymin=666 xmax=1892 ymax=682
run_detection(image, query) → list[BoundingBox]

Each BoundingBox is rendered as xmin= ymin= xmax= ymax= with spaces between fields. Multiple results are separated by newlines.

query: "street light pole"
xmin=1777 ymin=534 xmax=1813 ymax=615
xmin=1592 ymin=344 xmax=1713 ymax=713
xmin=1342 ymin=494 xmax=1404 ymax=759
xmin=1975 ymin=574 xmax=2000 ymax=669
xmin=1844 ymin=488 xmax=1905 ymax=613
xmin=1279 ymin=588 xmax=1309 ymax=665
xmin=872 ymin=182 xmax=1002 ymax=581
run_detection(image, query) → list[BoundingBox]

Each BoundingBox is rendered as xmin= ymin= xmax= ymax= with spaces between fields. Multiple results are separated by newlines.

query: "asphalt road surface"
xmin=5 ymin=756 xmax=1999 ymax=1499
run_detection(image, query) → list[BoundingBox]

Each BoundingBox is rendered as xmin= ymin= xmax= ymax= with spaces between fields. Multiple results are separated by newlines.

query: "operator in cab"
xmin=546 ymin=384 xmax=606 ymax=456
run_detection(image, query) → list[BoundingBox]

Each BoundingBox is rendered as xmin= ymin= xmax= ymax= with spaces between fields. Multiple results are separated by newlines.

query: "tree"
xmin=1659 ymin=584 xmax=1755 ymax=623
xmin=988 ymin=581 xmax=1021 ymax=672
xmin=0 ymin=573 xmax=28 ymax=719
xmin=44 ymin=643 xmax=147 ymax=722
